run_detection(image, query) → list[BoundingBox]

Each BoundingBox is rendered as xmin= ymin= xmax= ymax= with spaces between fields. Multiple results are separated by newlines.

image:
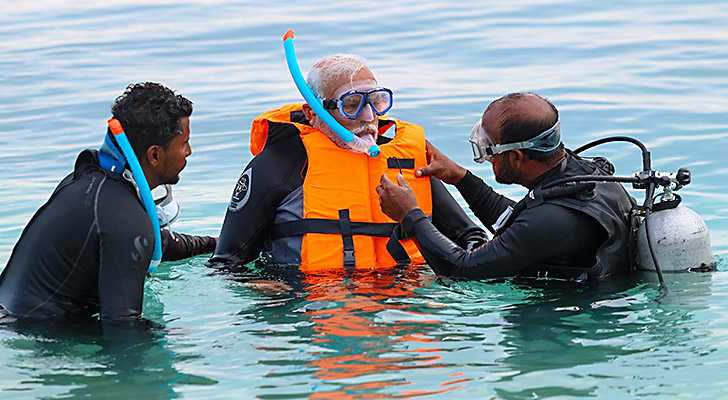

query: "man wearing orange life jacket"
xmin=211 ymin=54 xmax=486 ymax=273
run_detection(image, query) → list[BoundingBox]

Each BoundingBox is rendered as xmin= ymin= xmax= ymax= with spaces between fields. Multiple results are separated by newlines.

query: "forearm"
xmin=211 ymin=217 xmax=268 ymax=266
xmin=430 ymin=177 xmax=487 ymax=247
xmin=162 ymin=229 xmax=217 ymax=261
xmin=402 ymin=208 xmax=551 ymax=279
xmin=454 ymin=171 xmax=516 ymax=228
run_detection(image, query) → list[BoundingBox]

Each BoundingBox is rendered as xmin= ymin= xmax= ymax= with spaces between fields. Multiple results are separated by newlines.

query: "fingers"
xmin=425 ymin=141 xmax=442 ymax=158
xmin=380 ymin=174 xmax=394 ymax=187
xmin=424 ymin=140 xmax=433 ymax=163
xmin=396 ymin=174 xmax=411 ymax=188
xmin=416 ymin=165 xmax=433 ymax=177
xmin=377 ymin=174 xmax=394 ymax=197
xmin=379 ymin=174 xmax=412 ymax=191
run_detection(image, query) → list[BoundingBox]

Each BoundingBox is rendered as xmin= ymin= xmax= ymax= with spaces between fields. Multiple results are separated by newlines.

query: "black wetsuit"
xmin=211 ymin=116 xmax=486 ymax=268
xmin=400 ymin=152 xmax=635 ymax=281
xmin=0 ymin=150 xmax=216 ymax=320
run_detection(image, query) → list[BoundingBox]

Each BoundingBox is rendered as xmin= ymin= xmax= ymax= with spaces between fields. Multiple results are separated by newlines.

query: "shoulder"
xmin=251 ymin=107 xmax=308 ymax=155
xmin=96 ymin=177 xmax=149 ymax=233
xmin=517 ymin=202 xmax=592 ymax=230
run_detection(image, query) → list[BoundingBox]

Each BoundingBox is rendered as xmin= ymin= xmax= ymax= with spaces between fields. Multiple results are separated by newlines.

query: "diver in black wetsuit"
xmin=0 ymin=83 xmax=216 ymax=321
xmin=377 ymin=92 xmax=635 ymax=282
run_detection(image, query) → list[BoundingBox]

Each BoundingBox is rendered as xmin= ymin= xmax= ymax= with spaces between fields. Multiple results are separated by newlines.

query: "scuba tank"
xmin=543 ymin=136 xmax=715 ymax=295
xmin=634 ymin=169 xmax=714 ymax=272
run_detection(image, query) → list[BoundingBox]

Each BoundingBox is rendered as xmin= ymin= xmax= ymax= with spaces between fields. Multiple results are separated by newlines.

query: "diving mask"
xmin=153 ymin=184 xmax=180 ymax=229
xmin=323 ymin=88 xmax=393 ymax=120
xmin=469 ymin=116 xmax=562 ymax=163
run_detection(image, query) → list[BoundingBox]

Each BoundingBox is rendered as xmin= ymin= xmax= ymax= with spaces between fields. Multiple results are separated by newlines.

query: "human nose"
xmin=357 ymin=102 xmax=375 ymax=122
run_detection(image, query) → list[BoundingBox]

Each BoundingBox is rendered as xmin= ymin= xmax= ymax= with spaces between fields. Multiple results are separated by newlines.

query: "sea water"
xmin=1 ymin=1 xmax=728 ymax=398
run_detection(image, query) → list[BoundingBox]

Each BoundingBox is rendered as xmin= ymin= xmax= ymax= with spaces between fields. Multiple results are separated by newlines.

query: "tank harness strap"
xmin=495 ymin=182 xmax=597 ymax=236
xmin=338 ymin=209 xmax=356 ymax=269
xmin=652 ymin=193 xmax=681 ymax=212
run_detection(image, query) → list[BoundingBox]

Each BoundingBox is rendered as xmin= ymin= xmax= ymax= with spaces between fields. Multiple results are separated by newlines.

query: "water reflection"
xmin=0 ymin=297 xmax=214 ymax=399
xmin=2 ymin=0 xmax=728 ymax=397
xmin=487 ymin=273 xmax=716 ymax=399
xmin=226 ymin=265 xmax=466 ymax=398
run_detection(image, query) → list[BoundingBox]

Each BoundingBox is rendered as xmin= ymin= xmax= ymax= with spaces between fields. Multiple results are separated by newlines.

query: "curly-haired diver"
xmin=0 ymin=83 xmax=216 ymax=322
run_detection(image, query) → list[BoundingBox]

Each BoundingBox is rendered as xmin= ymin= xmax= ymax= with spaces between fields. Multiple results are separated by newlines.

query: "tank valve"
xmin=676 ymin=168 xmax=691 ymax=187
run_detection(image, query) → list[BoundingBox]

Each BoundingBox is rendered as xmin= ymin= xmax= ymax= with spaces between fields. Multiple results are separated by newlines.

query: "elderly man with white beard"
xmin=211 ymin=54 xmax=485 ymax=273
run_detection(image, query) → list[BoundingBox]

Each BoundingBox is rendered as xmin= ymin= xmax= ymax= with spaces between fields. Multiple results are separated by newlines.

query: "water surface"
xmin=1 ymin=1 xmax=728 ymax=398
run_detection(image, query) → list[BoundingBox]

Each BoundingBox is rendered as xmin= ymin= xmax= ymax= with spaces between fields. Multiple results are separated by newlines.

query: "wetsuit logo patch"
xmin=131 ymin=235 xmax=149 ymax=262
xmin=229 ymin=168 xmax=252 ymax=212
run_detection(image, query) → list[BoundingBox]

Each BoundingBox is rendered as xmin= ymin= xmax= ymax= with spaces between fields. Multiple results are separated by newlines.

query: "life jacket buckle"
xmin=343 ymin=249 xmax=355 ymax=268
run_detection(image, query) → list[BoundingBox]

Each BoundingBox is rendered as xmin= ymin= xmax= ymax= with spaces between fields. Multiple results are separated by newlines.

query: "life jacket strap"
xmin=271 ymin=219 xmax=398 ymax=237
xmin=386 ymin=225 xmax=411 ymax=266
xmin=337 ymin=209 xmax=356 ymax=269
xmin=270 ymin=216 xmax=413 ymax=266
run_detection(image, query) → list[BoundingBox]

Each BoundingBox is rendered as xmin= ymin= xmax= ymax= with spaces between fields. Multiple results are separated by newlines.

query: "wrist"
xmin=401 ymin=205 xmax=420 ymax=222
xmin=451 ymin=166 xmax=467 ymax=184
xmin=401 ymin=208 xmax=427 ymax=233
xmin=454 ymin=170 xmax=477 ymax=191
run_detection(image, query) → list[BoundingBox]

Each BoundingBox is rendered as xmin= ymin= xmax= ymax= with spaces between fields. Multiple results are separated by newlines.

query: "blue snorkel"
xmin=106 ymin=118 xmax=162 ymax=273
xmin=282 ymin=30 xmax=380 ymax=158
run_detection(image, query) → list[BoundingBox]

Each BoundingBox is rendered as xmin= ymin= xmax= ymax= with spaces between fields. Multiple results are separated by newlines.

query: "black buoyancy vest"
xmin=496 ymin=151 xmax=636 ymax=280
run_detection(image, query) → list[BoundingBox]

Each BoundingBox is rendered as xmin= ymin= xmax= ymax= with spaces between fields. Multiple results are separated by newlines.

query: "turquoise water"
xmin=2 ymin=1 xmax=728 ymax=398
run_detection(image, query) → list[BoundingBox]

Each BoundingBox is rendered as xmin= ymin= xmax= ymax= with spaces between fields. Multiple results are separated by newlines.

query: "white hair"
xmin=306 ymin=54 xmax=370 ymax=99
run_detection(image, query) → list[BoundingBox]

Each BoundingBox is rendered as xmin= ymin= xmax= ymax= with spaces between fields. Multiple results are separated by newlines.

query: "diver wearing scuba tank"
xmin=378 ymin=93 xmax=635 ymax=281
xmin=399 ymin=152 xmax=633 ymax=280
xmin=0 ymin=83 xmax=216 ymax=321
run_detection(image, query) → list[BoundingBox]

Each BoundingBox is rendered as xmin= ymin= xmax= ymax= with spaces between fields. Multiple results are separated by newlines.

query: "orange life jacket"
xmin=250 ymin=103 xmax=433 ymax=273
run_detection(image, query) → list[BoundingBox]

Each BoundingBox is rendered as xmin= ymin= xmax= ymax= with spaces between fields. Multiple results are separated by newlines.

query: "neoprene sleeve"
xmin=402 ymin=172 xmax=604 ymax=279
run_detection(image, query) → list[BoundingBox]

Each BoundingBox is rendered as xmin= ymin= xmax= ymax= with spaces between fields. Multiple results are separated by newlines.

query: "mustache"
xmin=352 ymin=124 xmax=378 ymax=136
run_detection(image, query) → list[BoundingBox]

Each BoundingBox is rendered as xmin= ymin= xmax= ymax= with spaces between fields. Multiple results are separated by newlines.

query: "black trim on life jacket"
xmin=271 ymin=219 xmax=397 ymax=237
xmin=386 ymin=226 xmax=412 ymax=266
xmin=338 ymin=209 xmax=356 ymax=269
xmin=270 ymin=215 xmax=412 ymax=267
xmin=387 ymin=158 xmax=415 ymax=169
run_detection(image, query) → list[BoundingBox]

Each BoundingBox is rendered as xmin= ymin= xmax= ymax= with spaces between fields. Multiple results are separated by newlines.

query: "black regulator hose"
xmin=642 ymin=182 xmax=668 ymax=298
xmin=574 ymin=136 xmax=651 ymax=172
xmin=544 ymin=174 xmax=640 ymax=188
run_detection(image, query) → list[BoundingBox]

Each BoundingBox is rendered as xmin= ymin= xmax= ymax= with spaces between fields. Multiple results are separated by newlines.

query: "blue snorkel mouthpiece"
xmin=107 ymin=118 xmax=163 ymax=273
xmin=282 ymin=30 xmax=380 ymax=158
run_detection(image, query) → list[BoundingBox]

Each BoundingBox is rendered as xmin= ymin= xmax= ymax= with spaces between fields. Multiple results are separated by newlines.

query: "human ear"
xmin=145 ymin=145 xmax=165 ymax=167
xmin=508 ymin=149 xmax=518 ymax=162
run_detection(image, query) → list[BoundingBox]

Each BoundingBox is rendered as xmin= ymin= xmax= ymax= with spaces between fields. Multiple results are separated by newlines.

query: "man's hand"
xmin=416 ymin=140 xmax=467 ymax=185
xmin=376 ymin=174 xmax=420 ymax=222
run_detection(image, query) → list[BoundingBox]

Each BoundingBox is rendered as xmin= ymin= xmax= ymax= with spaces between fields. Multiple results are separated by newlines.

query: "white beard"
xmin=313 ymin=119 xmax=378 ymax=154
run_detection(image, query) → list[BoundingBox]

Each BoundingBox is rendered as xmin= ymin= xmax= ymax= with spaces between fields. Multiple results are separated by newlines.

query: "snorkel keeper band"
xmin=107 ymin=118 xmax=162 ymax=272
xmin=282 ymin=29 xmax=380 ymax=158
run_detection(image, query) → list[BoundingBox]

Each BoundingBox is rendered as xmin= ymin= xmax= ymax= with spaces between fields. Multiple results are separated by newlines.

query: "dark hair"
xmin=491 ymin=92 xmax=563 ymax=161
xmin=111 ymin=82 xmax=192 ymax=159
